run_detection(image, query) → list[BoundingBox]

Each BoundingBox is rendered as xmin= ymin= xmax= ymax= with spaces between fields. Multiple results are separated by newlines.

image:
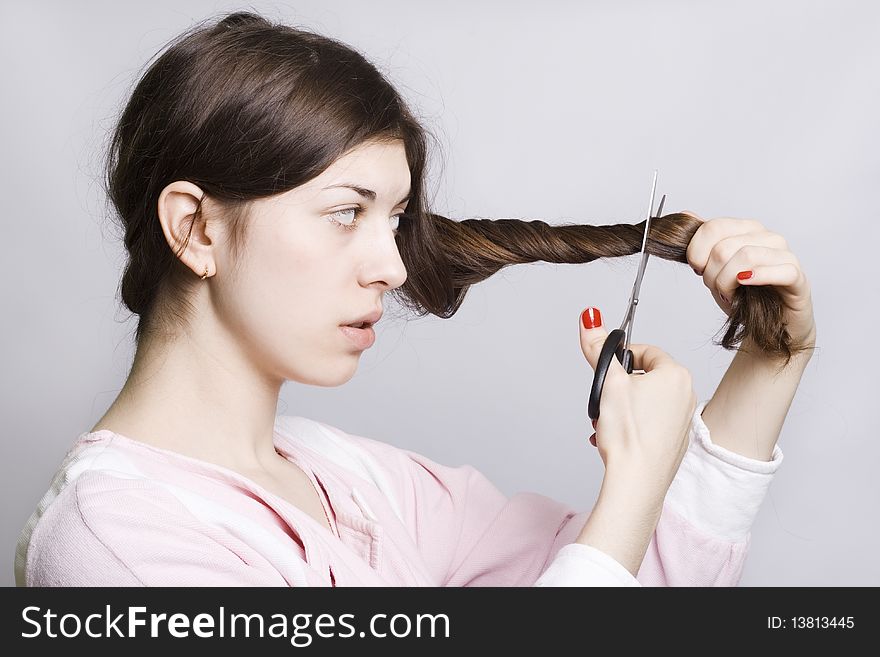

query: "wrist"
xmin=601 ymin=456 xmax=672 ymax=506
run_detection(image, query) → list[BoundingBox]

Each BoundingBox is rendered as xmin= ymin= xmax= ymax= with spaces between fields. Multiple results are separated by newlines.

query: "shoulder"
xmin=16 ymin=435 xmax=198 ymax=587
xmin=19 ymin=470 xmax=174 ymax=586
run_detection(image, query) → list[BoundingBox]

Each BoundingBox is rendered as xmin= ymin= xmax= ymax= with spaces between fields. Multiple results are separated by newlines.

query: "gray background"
xmin=2 ymin=0 xmax=877 ymax=586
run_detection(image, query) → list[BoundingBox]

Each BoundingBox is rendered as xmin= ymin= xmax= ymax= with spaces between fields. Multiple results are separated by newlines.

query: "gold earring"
xmin=200 ymin=265 xmax=209 ymax=280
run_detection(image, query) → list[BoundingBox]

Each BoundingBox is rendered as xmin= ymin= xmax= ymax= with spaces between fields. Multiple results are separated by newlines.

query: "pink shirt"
xmin=15 ymin=400 xmax=783 ymax=587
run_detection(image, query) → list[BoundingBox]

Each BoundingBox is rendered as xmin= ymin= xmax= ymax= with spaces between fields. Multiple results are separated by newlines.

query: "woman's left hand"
xmin=683 ymin=213 xmax=816 ymax=350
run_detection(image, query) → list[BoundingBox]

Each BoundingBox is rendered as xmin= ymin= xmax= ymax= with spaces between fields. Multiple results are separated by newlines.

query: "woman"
xmin=14 ymin=11 xmax=816 ymax=587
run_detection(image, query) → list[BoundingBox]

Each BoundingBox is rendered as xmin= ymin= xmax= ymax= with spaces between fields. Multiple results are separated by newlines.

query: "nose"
xmin=363 ymin=221 xmax=408 ymax=291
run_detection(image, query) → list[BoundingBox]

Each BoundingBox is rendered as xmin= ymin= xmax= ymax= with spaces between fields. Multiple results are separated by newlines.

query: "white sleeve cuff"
xmin=534 ymin=543 xmax=641 ymax=587
xmin=664 ymin=399 xmax=784 ymax=543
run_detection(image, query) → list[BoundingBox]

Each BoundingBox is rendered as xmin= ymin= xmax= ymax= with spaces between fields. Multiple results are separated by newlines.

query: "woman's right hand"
xmin=578 ymin=306 xmax=697 ymax=495
xmin=573 ymin=306 xmax=698 ymax=578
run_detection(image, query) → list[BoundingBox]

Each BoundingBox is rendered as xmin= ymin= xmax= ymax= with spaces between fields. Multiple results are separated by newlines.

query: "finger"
xmin=579 ymin=307 xmax=608 ymax=372
xmin=700 ymin=232 xmax=788 ymax=298
xmin=731 ymin=262 xmax=806 ymax=303
xmin=625 ymin=342 xmax=678 ymax=373
xmin=686 ymin=218 xmax=765 ymax=276
xmin=713 ymin=248 xmax=801 ymax=306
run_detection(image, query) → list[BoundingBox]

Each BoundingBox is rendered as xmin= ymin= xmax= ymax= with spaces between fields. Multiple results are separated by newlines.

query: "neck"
xmin=92 ymin=319 xmax=287 ymax=475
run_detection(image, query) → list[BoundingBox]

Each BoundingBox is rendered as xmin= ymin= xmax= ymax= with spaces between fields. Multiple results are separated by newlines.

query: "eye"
xmin=327 ymin=207 xmax=359 ymax=231
xmin=327 ymin=206 xmax=408 ymax=235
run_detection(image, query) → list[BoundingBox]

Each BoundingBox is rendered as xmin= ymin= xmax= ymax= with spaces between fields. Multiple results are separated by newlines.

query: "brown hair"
xmin=104 ymin=10 xmax=813 ymax=369
xmin=428 ymin=211 xmax=814 ymax=368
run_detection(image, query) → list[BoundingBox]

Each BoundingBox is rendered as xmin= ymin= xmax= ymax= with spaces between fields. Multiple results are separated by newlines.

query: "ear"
xmin=157 ymin=181 xmax=217 ymax=279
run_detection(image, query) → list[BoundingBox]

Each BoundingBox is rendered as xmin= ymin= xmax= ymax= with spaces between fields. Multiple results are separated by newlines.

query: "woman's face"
xmin=210 ymin=138 xmax=411 ymax=386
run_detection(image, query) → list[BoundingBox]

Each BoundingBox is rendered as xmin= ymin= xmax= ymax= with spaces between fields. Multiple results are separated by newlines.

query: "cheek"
xmin=224 ymin=260 xmax=358 ymax=385
xmin=215 ymin=227 xmax=346 ymax=357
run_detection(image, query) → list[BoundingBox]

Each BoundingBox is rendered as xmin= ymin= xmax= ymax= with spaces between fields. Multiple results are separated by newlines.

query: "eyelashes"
xmin=327 ymin=205 xmax=407 ymax=235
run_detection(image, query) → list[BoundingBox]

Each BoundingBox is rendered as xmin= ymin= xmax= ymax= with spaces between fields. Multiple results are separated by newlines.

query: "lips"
xmin=340 ymin=323 xmax=376 ymax=350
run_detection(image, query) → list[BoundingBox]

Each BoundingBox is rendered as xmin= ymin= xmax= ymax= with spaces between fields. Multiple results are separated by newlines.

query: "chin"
xmin=289 ymin=359 xmax=359 ymax=388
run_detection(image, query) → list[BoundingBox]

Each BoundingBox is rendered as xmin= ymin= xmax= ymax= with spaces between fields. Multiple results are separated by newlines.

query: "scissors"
xmin=587 ymin=170 xmax=666 ymax=421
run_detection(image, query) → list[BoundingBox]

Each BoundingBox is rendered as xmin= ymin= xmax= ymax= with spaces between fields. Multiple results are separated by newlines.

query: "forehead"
xmin=319 ymin=139 xmax=410 ymax=184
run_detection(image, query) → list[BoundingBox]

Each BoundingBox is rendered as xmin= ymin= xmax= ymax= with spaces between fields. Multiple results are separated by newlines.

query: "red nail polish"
xmin=589 ymin=433 xmax=597 ymax=447
xmin=581 ymin=307 xmax=602 ymax=329
xmin=737 ymin=270 xmax=753 ymax=280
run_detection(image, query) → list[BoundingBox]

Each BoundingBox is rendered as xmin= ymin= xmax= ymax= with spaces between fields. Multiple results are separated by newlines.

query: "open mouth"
xmin=340 ymin=321 xmax=377 ymax=350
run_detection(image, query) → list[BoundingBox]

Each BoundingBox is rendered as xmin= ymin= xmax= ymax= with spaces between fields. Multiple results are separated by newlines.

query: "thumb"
xmin=579 ymin=307 xmax=610 ymax=372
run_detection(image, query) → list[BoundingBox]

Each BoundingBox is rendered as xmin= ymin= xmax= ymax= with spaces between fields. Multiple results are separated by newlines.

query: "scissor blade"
xmin=629 ymin=172 xmax=658 ymax=301
xmin=630 ymin=192 xmax=666 ymax=302
xmin=638 ymin=170 xmax=658 ymax=256
xmin=620 ymin=172 xmax=659 ymax=345
xmin=655 ymin=193 xmax=666 ymax=219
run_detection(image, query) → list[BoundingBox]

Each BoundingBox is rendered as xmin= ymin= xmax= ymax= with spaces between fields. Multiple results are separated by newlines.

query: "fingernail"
xmin=589 ymin=433 xmax=597 ymax=447
xmin=737 ymin=270 xmax=753 ymax=280
xmin=693 ymin=267 xmax=703 ymax=276
xmin=581 ymin=307 xmax=602 ymax=329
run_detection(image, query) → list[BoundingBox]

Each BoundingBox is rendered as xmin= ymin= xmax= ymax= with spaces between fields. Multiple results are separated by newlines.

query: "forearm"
xmin=575 ymin=464 xmax=665 ymax=578
xmin=700 ymin=332 xmax=815 ymax=461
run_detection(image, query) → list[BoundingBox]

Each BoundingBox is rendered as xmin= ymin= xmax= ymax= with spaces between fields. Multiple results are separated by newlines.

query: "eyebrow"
xmin=323 ymin=183 xmax=411 ymax=205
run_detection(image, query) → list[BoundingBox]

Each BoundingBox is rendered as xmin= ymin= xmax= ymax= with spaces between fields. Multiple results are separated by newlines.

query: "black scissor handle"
xmin=587 ymin=329 xmax=634 ymax=420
